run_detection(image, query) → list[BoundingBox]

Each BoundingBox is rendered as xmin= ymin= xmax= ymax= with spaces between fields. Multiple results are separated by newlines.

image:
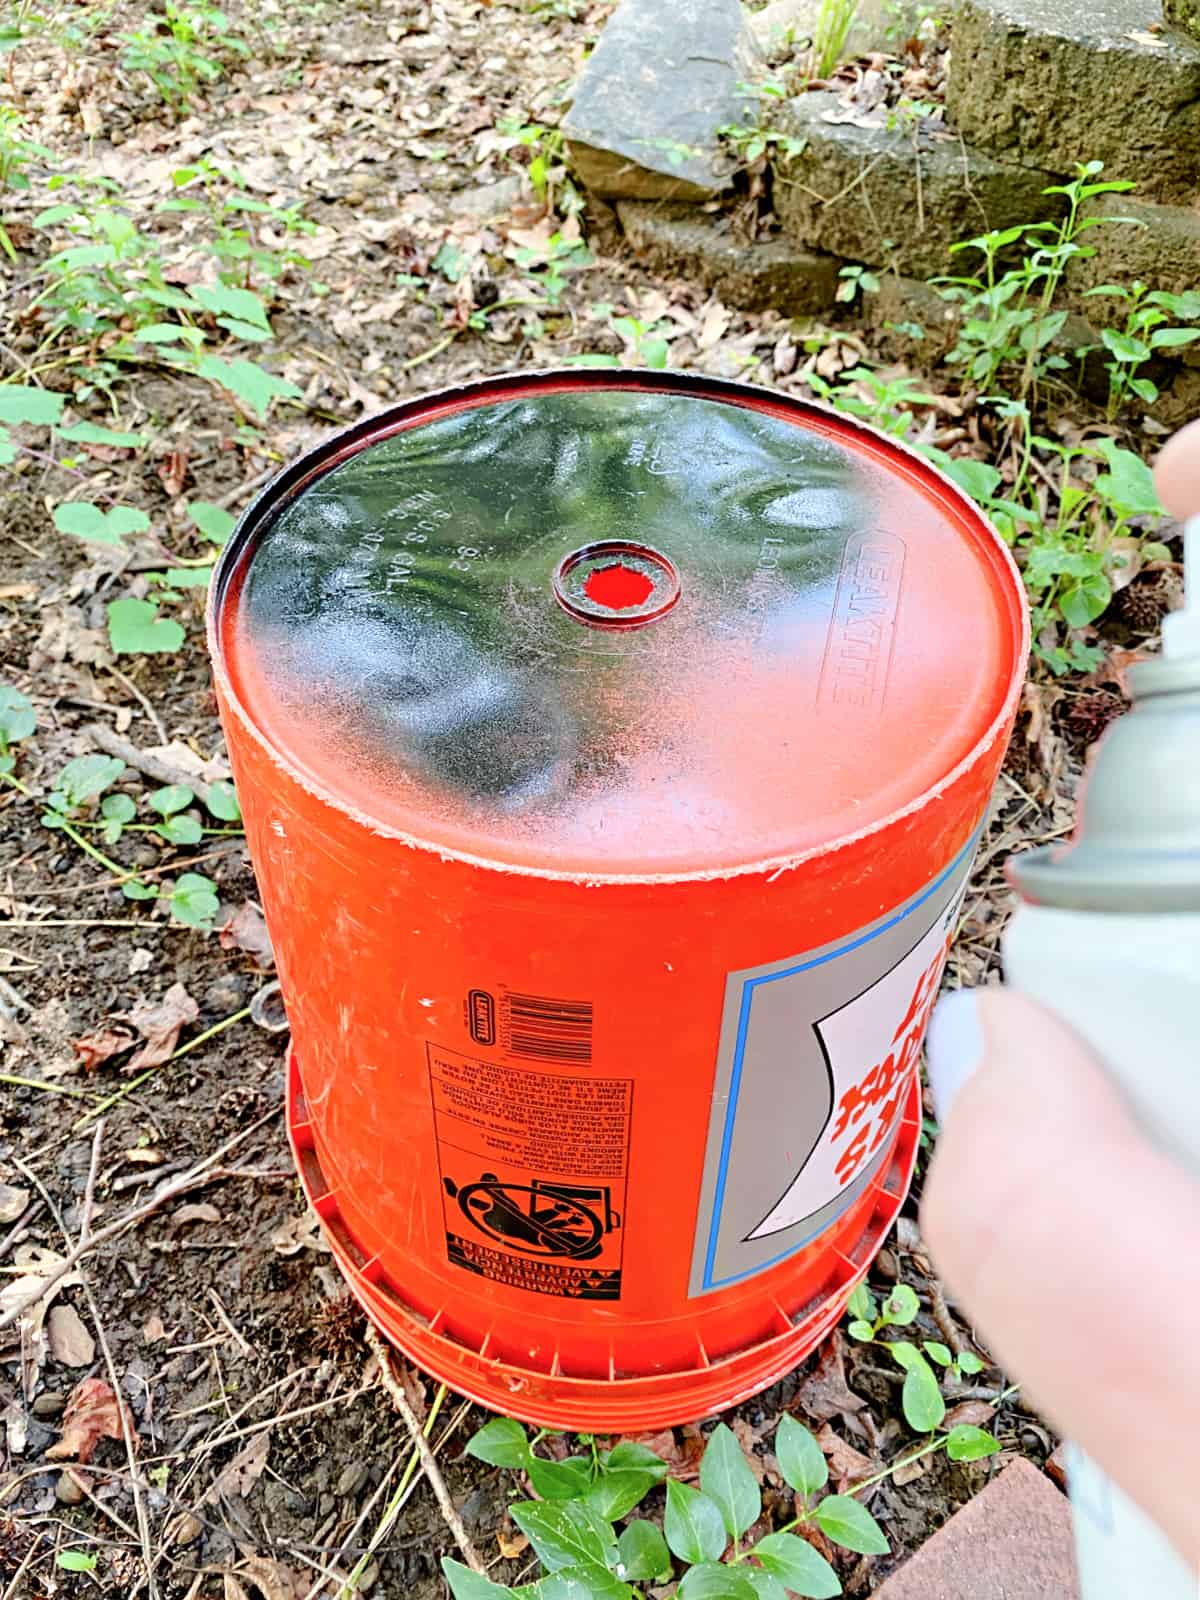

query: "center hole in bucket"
xmin=584 ymin=562 xmax=655 ymax=612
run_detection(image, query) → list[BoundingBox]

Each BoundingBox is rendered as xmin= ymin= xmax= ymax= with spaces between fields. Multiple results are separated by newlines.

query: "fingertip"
xmin=1154 ymin=418 xmax=1200 ymax=521
xmin=925 ymin=987 xmax=984 ymax=1126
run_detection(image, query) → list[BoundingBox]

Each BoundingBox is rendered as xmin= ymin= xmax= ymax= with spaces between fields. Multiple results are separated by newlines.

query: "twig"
xmin=0 ymin=1073 xmax=94 ymax=1099
xmin=86 ymin=723 xmax=215 ymax=808
xmin=79 ymin=1120 xmax=105 ymax=1244
xmin=0 ymin=1197 xmax=44 ymax=1263
xmin=365 ymin=1325 xmax=485 ymax=1574
xmin=0 ymin=919 xmax=178 ymax=929
xmin=207 ymin=1288 xmax=253 ymax=1358
xmin=0 ymin=1105 xmax=281 ymax=1330
xmin=213 ymin=464 xmax=277 ymax=510
xmin=929 ymin=1279 xmax=966 ymax=1358
xmin=103 ymin=666 xmax=167 ymax=745
xmin=402 ymin=330 xmax=458 ymax=370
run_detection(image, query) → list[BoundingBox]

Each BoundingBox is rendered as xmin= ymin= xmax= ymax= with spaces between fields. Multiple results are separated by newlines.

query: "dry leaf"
xmin=234 ymin=1555 xmax=307 ymax=1600
xmin=943 ymin=1400 xmax=996 ymax=1431
xmin=207 ymin=1428 xmax=270 ymax=1503
xmin=73 ymin=1023 xmax=135 ymax=1071
xmin=497 ymin=1529 xmax=529 ymax=1559
xmin=142 ymin=1314 xmax=166 ymax=1343
xmin=47 ymin=1304 xmax=95 ymax=1368
xmin=0 ymin=1184 xmax=29 ymax=1224
xmin=698 ymin=301 xmax=731 ymax=351
xmin=893 ymin=1451 xmax=928 ymax=1486
xmin=815 ymin=1422 xmax=876 ymax=1487
xmin=127 ymin=982 xmax=199 ymax=1070
xmin=79 ymin=96 xmax=104 ymax=136
xmin=46 ymin=1377 xmax=134 ymax=1463
xmin=157 ymin=446 xmax=190 ymax=499
xmin=0 ymin=1244 xmax=84 ymax=1363
xmin=128 ymin=947 xmax=154 ymax=976
xmin=270 ymin=1210 xmax=329 ymax=1256
xmin=174 ymin=1203 xmax=222 ymax=1227
xmin=218 ymin=903 xmax=276 ymax=969
xmin=793 ymin=1335 xmax=864 ymax=1422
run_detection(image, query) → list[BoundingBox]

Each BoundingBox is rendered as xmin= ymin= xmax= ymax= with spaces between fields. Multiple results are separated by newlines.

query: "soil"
xmin=0 ymin=0 xmax=1169 ymax=1595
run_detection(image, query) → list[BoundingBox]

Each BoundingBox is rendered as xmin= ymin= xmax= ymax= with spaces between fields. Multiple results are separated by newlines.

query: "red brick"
xmin=875 ymin=1459 xmax=1080 ymax=1600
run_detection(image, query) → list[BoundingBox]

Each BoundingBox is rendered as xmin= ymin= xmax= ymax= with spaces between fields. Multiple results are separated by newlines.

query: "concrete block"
xmin=617 ymin=200 xmax=840 ymax=312
xmin=1066 ymin=193 xmax=1200 ymax=314
xmin=562 ymin=0 xmax=756 ymax=200
xmin=775 ymin=92 xmax=1057 ymax=278
xmin=946 ymin=0 xmax=1200 ymax=203
xmin=875 ymin=1459 xmax=1080 ymax=1600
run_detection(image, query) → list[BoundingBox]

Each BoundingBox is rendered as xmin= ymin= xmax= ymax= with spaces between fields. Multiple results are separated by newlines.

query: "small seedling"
xmin=120 ymin=0 xmax=249 ymax=113
xmin=836 ymin=264 xmax=881 ymax=305
xmin=846 ymin=1284 xmax=990 ymax=1435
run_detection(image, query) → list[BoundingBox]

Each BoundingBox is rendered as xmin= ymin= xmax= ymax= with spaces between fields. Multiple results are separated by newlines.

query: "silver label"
xmin=690 ymin=831 xmax=978 ymax=1296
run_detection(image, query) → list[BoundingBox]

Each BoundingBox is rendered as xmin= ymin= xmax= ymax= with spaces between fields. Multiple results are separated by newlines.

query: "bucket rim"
xmin=207 ymin=366 xmax=1030 ymax=886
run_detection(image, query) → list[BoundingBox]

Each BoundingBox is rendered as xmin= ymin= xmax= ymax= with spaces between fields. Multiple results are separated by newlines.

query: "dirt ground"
xmin=0 ymin=0 xmax=1166 ymax=1595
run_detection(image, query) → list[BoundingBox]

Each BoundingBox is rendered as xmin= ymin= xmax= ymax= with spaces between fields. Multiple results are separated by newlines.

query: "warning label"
xmin=428 ymin=1045 xmax=631 ymax=1300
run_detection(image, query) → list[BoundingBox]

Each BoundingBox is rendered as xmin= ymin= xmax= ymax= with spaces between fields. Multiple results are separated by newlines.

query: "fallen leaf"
xmin=126 ymin=982 xmax=198 ymax=1070
xmin=142 ymin=1314 xmax=166 ymax=1343
xmin=157 ymin=446 xmax=190 ymax=499
xmin=943 ymin=1400 xmax=997 ymax=1431
xmin=893 ymin=1452 xmax=928 ymax=1486
xmin=218 ymin=903 xmax=275 ymax=969
xmin=270 ymin=1209 xmax=329 ymax=1256
xmin=73 ymin=1023 xmax=135 ymax=1071
xmin=234 ymin=1555 xmax=307 ymax=1600
xmin=497 ymin=1529 xmax=529 ymax=1558
xmin=46 ymin=1377 xmax=134 ymax=1463
xmin=0 ymin=1245 xmax=85 ymax=1366
xmin=207 ymin=1428 xmax=270 ymax=1503
xmin=0 ymin=1184 xmax=29 ymax=1224
xmin=47 ymin=1304 xmax=95 ymax=1368
xmin=128 ymin=948 xmax=154 ymax=976
xmin=167 ymin=1511 xmax=204 ymax=1546
xmin=174 ymin=1203 xmax=222 ymax=1226
xmin=79 ymin=96 xmax=104 ymax=136
xmin=815 ymin=1422 xmax=877 ymax=1487
xmin=793 ymin=1334 xmax=864 ymax=1422
xmin=698 ymin=301 xmax=731 ymax=350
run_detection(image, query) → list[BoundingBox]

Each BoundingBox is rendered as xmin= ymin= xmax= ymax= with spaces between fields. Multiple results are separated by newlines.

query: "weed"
xmin=496 ymin=118 xmax=582 ymax=215
xmin=448 ymin=1412 xmax=898 ymax=1597
xmin=836 ymin=264 xmax=881 ymax=304
xmin=934 ymin=162 xmax=1137 ymax=402
xmin=718 ymin=120 xmax=808 ymax=166
xmin=807 ymin=364 xmax=937 ymax=441
xmin=161 ymin=157 xmax=315 ymax=289
xmin=1084 ymin=282 xmax=1200 ymax=418
xmin=846 ymin=1284 xmax=984 ymax=1433
xmin=811 ymin=0 xmax=859 ymax=79
xmin=0 ymin=106 xmax=50 ymax=260
xmin=120 ymin=0 xmax=249 ymax=114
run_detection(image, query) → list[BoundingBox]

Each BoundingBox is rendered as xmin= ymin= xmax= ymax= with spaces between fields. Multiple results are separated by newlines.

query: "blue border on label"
xmin=701 ymin=829 xmax=981 ymax=1292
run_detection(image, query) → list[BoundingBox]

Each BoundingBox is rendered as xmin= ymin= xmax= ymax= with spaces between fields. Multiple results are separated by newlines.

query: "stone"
xmin=617 ymin=200 xmax=841 ymax=312
xmin=447 ymin=175 xmax=525 ymax=220
xmin=775 ymin=92 xmax=1058 ymax=278
xmin=1166 ymin=0 xmax=1200 ymax=42
xmin=875 ymin=1459 xmax=1080 ymax=1599
xmin=867 ymin=274 xmax=962 ymax=360
xmin=1066 ymin=193 xmax=1200 ymax=314
xmin=562 ymin=0 xmax=756 ymax=200
xmin=946 ymin=0 xmax=1200 ymax=203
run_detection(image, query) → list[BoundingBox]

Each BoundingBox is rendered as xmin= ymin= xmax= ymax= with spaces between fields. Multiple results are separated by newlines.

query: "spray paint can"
xmin=1004 ymin=518 xmax=1200 ymax=1596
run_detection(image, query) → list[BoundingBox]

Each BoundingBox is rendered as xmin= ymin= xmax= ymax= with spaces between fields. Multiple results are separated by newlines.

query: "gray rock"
xmin=618 ymin=200 xmax=840 ymax=312
xmin=866 ymin=274 xmax=962 ymax=361
xmin=1066 ymin=193 xmax=1200 ymax=315
xmin=336 ymin=1460 xmax=370 ymax=1498
xmin=775 ymin=92 xmax=1058 ymax=278
xmin=31 ymin=1391 xmax=67 ymax=1419
xmin=946 ymin=0 xmax=1200 ymax=203
xmin=447 ymin=175 xmax=525 ymax=220
xmin=563 ymin=0 xmax=756 ymax=200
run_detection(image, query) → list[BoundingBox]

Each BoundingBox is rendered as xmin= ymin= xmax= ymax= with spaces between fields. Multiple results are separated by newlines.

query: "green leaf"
xmin=53 ymin=502 xmax=151 ymax=546
xmin=188 ymin=282 xmax=272 ymax=332
xmin=123 ymin=878 xmax=159 ymax=900
xmin=169 ymin=871 xmax=220 ymax=928
xmin=107 ymin=598 xmax=186 ymax=656
xmin=847 ymin=1320 xmax=874 ymax=1343
xmin=441 ymin=1559 xmax=513 ymax=1599
xmin=57 ymin=420 xmax=148 ymax=447
xmin=641 ymin=336 xmax=669 ymax=370
xmin=195 ymin=355 xmax=303 ymax=418
xmin=945 ymin=1425 xmax=1001 ymax=1462
xmin=1093 ymin=443 xmax=1163 ymax=517
xmin=615 ymin=1520 xmax=671 ymax=1583
xmin=677 ymin=1563 xmax=757 ymax=1599
xmin=510 ymin=1501 xmax=616 ymax=1575
xmin=134 ymin=322 xmax=204 ymax=346
xmin=0 ymin=384 xmax=66 ymax=426
xmin=880 ymin=1285 xmax=919 ymax=1327
xmin=1100 ymin=328 xmax=1150 ymax=364
xmin=586 ymin=1440 xmax=668 ymax=1520
xmin=56 ymin=754 xmax=125 ymax=808
xmin=466 ymin=1417 xmax=531 ymax=1469
xmin=664 ymin=1479 xmax=727 ymax=1565
xmin=941 ymin=456 xmax=1002 ymax=504
xmin=528 ymin=1454 xmax=594 ymax=1500
xmin=813 ymin=1495 xmax=889 ymax=1556
xmin=535 ymin=1567 xmax=635 ymax=1600
xmin=157 ymin=813 xmax=204 ymax=846
xmin=924 ymin=1342 xmax=952 ymax=1367
xmin=1150 ymin=327 xmax=1200 ymax=350
xmin=889 ymin=1343 xmax=947 ymax=1433
xmin=743 ymin=1572 xmax=789 ymax=1600
xmin=0 ymin=683 xmax=36 ymax=751
xmin=149 ymin=784 xmax=194 ymax=817
xmin=1059 ymin=572 xmax=1112 ymax=628
xmin=55 ymin=1551 xmax=98 ymax=1573
xmin=205 ymin=780 xmax=241 ymax=822
xmin=701 ymin=1423 xmax=761 ymax=1538
xmin=101 ymin=792 xmax=136 ymax=824
xmin=846 ymin=1284 xmax=876 ymax=1322
xmin=187 ymin=500 xmax=237 ymax=545
xmin=752 ymin=1532 xmax=841 ymax=1598
xmin=1139 ymin=541 xmax=1174 ymax=564
xmin=162 ymin=566 xmax=213 ymax=589
xmin=775 ymin=1415 xmax=828 ymax=1499
xmin=957 ymin=1351 xmax=985 ymax=1375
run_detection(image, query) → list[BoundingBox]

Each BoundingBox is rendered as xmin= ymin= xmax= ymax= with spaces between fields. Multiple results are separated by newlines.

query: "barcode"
xmin=503 ymin=993 xmax=593 ymax=1063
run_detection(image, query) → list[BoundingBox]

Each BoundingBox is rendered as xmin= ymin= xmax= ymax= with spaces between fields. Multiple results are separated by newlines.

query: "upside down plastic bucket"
xmin=207 ymin=370 xmax=1028 ymax=1430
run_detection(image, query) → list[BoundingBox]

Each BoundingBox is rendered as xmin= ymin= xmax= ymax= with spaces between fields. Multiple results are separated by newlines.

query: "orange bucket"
xmin=208 ymin=371 xmax=1027 ymax=1430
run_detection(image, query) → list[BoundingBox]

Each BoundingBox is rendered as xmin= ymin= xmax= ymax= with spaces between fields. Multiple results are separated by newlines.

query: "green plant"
xmin=161 ymin=157 xmax=315 ymax=289
xmin=496 ymin=118 xmax=582 ymax=214
xmin=1085 ymin=282 xmax=1200 ymax=417
xmin=718 ymin=120 xmax=807 ymax=166
xmin=450 ymin=1413 xmax=892 ymax=1598
xmin=0 ymin=106 xmax=50 ymax=260
xmin=811 ymin=0 xmax=859 ymax=79
xmin=120 ymin=0 xmax=249 ymax=113
xmin=835 ymin=264 xmax=880 ymax=305
xmin=846 ymin=1284 xmax=984 ymax=1432
xmin=935 ymin=162 xmax=1138 ymax=402
xmin=807 ymin=365 xmax=937 ymax=441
